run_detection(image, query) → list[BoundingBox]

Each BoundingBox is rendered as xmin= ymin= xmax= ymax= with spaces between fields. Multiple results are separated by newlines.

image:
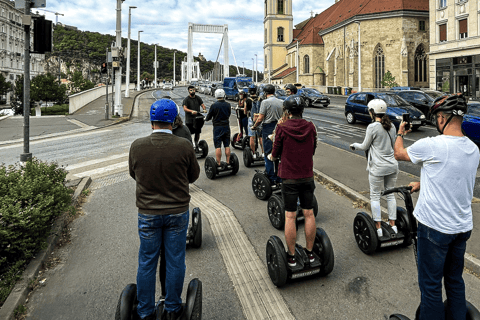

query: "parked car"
xmin=162 ymin=82 xmax=173 ymax=90
xmin=390 ymin=86 xmax=421 ymax=91
xmin=297 ymin=88 xmax=330 ymax=107
xmin=393 ymin=90 xmax=447 ymax=124
xmin=204 ymin=84 xmax=211 ymax=95
xmin=344 ymin=92 xmax=426 ymax=130
xmin=274 ymin=89 xmax=288 ymax=101
xmin=463 ymin=101 xmax=480 ymax=146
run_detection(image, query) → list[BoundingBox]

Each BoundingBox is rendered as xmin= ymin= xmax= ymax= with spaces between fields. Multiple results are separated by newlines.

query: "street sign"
xmin=15 ymin=0 xmax=46 ymax=9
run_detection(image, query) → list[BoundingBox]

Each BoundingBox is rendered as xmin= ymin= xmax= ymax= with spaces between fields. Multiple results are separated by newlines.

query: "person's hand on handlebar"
xmin=408 ymin=181 xmax=420 ymax=193
xmin=192 ymin=110 xmax=198 ymax=115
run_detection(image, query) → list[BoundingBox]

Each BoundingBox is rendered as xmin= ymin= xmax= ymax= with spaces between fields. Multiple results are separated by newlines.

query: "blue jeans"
xmin=136 ymin=210 xmax=189 ymax=318
xmin=417 ymin=222 xmax=471 ymax=320
xmin=262 ymin=122 xmax=280 ymax=183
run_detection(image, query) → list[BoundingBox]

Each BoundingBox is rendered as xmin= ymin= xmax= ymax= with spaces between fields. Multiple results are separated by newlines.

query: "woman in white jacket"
xmin=350 ymin=99 xmax=399 ymax=237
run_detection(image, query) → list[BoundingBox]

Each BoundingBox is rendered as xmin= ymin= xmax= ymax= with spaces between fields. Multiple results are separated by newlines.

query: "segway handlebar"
xmin=381 ymin=185 xmax=413 ymax=196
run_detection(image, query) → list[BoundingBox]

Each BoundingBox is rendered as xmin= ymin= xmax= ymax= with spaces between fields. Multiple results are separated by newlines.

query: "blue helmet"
xmin=150 ymin=99 xmax=178 ymax=123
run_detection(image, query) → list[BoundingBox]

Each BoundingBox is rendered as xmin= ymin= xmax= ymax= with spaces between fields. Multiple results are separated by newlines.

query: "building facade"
xmin=265 ymin=0 xmax=430 ymax=92
xmin=429 ymin=0 xmax=480 ymax=100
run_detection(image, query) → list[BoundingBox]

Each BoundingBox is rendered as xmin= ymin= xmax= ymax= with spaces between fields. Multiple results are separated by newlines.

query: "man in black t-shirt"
xmin=183 ymin=85 xmax=207 ymax=149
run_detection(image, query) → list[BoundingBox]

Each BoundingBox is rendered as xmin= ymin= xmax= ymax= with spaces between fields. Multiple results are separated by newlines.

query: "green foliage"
xmin=31 ymin=73 xmax=67 ymax=104
xmin=31 ymin=104 xmax=69 ymax=116
xmin=71 ymin=71 xmax=94 ymax=93
xmin=442 ymin=80 xmax=450 ymax=93
xmin=14 ymin=304 xmax=26 ymax=317
xmin=380 ymin=70 xmax=398 ymax=89
xmin=0 ymin=74 xmax=11 ymax=97
xmin=0 ymin=158 xmax=74 ymax=305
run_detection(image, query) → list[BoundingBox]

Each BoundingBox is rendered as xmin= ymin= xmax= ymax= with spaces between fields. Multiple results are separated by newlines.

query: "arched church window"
xmin=415 ymin=45 xmax=427 ymax=82
xmin=374 ymin=45 xmax=385 ymax=88
xmin=277 ymin=27 xmax=284 ymax=42
xmin=304 ymin=55 xmax=310 ymax=74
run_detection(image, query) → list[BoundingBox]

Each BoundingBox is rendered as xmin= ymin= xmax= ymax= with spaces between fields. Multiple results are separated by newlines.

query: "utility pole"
xmin=242 ymin=62 xmax=244 ymax=75
xmin=137 ymin=30 xmax=143 ymax=91
xmin=125 ymin=6 xmax=136 ymax=98
xmin=173 ymin=50 xmax=176 ymax=86
xmin=57 ymin=57 xmax=61 ymax=84
xmin=20 ymin=0 xmax=31 ymax=163
xmin=105 ymin=47 xmax=109 ymax=120
xmin=154 ymin=44 xmax=157 ymax=88
xmin=255 ymin=54 xmax=258 ymax=83
xmin=114 ymin=0 xmax=124 ymax=116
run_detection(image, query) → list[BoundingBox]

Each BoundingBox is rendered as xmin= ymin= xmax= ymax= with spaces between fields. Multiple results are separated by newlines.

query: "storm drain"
xmin=89 ymin=171 xmax=131 ymax=190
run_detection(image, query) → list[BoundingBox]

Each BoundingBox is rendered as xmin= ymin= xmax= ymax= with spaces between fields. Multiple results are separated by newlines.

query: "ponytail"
xmin=380 ymin=114 xmax=392 ymax=131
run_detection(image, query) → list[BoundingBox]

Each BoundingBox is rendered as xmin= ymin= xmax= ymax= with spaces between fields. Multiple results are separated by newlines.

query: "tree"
xmin=11 ymin=76 xmax=25 ymax=115
xmin=380 ymin=70 xmax=398 ymax=89
xmin=31 ymin=73 xmax=67 ymax=104
xmin=0 ymin=74 xmax=11 ymax=103
xmin=71 ymin=71 xmax=94 ymax=93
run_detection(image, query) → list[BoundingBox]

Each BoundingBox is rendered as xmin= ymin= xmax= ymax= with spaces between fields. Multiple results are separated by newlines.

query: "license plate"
xmin=320 ymin=100 xmax=327 ymax=103
xmin=412 ymin=121 xmax=421 ymax=125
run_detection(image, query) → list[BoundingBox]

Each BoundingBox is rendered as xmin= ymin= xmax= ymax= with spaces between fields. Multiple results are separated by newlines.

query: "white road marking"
xmin=66 ymin=153 xmax=129 ymax=170
xmin=73 ymin=161 xmax=129 ymax=178
xmin=66 ymin=118 xmax=91 ymax=129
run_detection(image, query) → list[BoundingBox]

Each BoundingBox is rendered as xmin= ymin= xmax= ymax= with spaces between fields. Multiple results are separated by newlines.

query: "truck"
xmin=222 ymin=76 xmax=253 ymax=101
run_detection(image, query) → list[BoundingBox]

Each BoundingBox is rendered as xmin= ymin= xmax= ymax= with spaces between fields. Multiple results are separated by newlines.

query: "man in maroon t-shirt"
xmin=270 ymin=96 xmax=317 ymax=267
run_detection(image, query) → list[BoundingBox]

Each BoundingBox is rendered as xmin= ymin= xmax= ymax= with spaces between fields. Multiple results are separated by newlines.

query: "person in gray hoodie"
xmin=350 ymin=99 xmax=399 ymax=237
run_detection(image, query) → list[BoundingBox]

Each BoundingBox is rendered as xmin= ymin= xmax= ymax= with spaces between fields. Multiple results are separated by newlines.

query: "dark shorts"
xmin=186 ymin=122 xmax=201 ymax=135
xmin=213 ymin=126 xmax=231 ymax=149
xmin=281 ymin=179 xmax=316 ymax=212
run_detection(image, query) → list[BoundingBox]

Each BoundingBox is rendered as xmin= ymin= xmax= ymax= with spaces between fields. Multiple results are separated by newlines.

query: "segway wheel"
xmin=241 ymin=136 xmax=249 ymax=150
xmin=114 ymin=283 xmax=138 ymax=320
xmin=185 ymin=278 xmax=202 ymax=320
xmin=312 ymin=194 xmax=318 ymax=217
xmin=252 ymin=172 xmax=272 ymax=200
xmin=266 ymin=236 xmax=288 ymax=287
xmin=231 ymin=133 xmax=241 ymax=150
xmin=230 ymin=153 xmax=239 ymax=175
xmin=243 ymin=147 xmax=253 ymax=167
xmin=396 ymin=207 xmax=412 ymax=247
xmin=198 ymin=140 xmax=208 ymax=158
xmin=353 ymin=212 xmax=378 ymax=255
xmin=467 ymin=300 xmax=480 ymax=319
xmin=190 ymin=207 xmax=202 ymax=248
xmin=314 ymin=227 xmax=335 ymax=276
xmin=204 ymin=157 xmax=217 ymax=180
xmin=389 ymin=315 xmax=411 ymax=320
xmin=268 ymin=194 xmax=285 ymax=230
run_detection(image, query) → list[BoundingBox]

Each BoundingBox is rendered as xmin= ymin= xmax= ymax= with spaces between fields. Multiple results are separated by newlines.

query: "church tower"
xmin=264 ymin=0 xmax=293 ymax=80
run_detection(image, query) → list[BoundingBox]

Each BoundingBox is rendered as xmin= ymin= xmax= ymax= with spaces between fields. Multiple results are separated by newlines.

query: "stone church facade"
xmin=265 ymin=0 xmax=430 ymax=92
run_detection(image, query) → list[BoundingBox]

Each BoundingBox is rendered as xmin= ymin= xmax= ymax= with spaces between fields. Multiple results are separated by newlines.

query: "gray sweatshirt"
xmin=352 ymin=122 xmax=399 ymax=176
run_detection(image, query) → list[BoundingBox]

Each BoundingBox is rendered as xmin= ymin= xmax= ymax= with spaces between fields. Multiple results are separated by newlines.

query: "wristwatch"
xmin=396 ymin=134 xmax=404 ymax=138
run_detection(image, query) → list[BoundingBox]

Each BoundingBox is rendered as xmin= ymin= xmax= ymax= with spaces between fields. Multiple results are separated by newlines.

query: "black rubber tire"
xmin=306 ymin=98 xmax=312 ymax=107
xmin=268 ymin=194 xmax=285 ymax=230
xmin=231 ymin=133 xmax=241 ymax=150
xmin=389 ymin=315 xmax=411 ymax=320
xmin=242 ymin=136 xmax=249 ymax=149
xmin=204 ymin=157 xmax=217 ymax=180
xmin=396 ymin=207 xmax=412 ymax=247
xmin=323 ymin=104 xmax=329 ymax=108
xmin=312 ymin=195 xmax=318 ymax=217
xmin=191 ymin=208 xmax=202 ymax=248
xmin=346 ymin=112 xmax=356 ymax=124
xmin=314 ymin=227 xmax=335 ymax=276
xmin=185 ymin=278 xmax=202 ymax=320
xmin=467 ymin=300 xmax=480 ymax=319
xmin=353 ymin=212 xmax=378 ymax=254
xmin=243 ymin=147 xmax=253 ymax=167
xmin=230 ymin=153 xmax=239 ymax=175
xmin=114 ymin=283 xmax=138 ymax=320
xmin=252 ymin=172 xmax=272 ymax=200
xmin=198 ymin=140 xmax=208 ymax=158
xmin=266 ymin=235 xmax=288 ymax=287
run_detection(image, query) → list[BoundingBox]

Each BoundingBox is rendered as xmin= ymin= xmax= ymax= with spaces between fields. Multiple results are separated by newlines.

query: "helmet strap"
xmin=436 ymin=113 xmax=455 ymax=134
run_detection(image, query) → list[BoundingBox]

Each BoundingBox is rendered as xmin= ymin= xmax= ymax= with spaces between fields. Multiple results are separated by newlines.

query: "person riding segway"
xmin=243 ymin=84 xmax=265 ymax=167
xmin=231 ymin=91 xmax=249 ymax=150
xmin=183 ymin=86 xmax=208 ymax=158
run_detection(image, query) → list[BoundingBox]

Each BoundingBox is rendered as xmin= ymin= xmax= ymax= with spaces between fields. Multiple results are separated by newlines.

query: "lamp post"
xmin=173 ymin=50 xmax=176 ymax=86
xmin=114 ymin=0 xmax=123 ymax=116
xmin=242 ymin=62 xmax=244 ymax=75
xmin=254 ymin=54 xmax=257 ymax=83
xmin=125 ymin=6 xmax=136 ymax=98
xmin=251 ymin=58 xmax=254 ymax=80
xmin=295 ymin=38 xmax=299 ymax=83
xmin=137 ymin=30 xmax=143 ymax=91
xmin=154 ymin=44 xmax=157 ymax=88
xmin=356 ymin=21 xmax=362 ymax=92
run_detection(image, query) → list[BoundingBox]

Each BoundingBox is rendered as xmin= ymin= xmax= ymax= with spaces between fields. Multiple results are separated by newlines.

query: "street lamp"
xmin=242 ymin=62 xmax=244 ymax=75
xmin=137 ymin=30 xmax=143 ymax=91
xmin=173 ymin=50 xmax=176 ymax=86
xmin=254 ymin=54 xmax=257 ymax=83
xmin=125 ymin=6 xmax=136 ymax=98
xmin=251 ymin=58 xmax=254 ymax=80
xmin=154 ymin=43 xmax=158 ymax=88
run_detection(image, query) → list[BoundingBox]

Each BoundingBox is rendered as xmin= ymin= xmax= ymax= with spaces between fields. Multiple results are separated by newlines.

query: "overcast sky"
xmin=35 ymin=0 xmax=332 ymax=72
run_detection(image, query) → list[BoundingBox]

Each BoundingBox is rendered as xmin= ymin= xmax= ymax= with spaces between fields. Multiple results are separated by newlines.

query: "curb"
xmin=0 ymin=114 xmax=12 ymax=121
xmin=312 ymin=168 xmax=480 ymax=275
xmin=0 ymin=176 xmax=92 ymax=320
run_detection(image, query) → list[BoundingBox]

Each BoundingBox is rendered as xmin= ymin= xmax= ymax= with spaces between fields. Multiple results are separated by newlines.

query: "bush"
xmin=0 ymin=158 xmax=74 ymax=305
xmin=31 ymin=104 xmax=69 ymax=116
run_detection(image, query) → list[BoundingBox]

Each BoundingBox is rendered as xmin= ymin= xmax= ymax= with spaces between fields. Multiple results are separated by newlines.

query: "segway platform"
xmin=243 ymin=147 xmax=265 ymax=167
xmin=192 ymin=114 xmax=208 ymax=159
xmin=204 ymin=153 xmax=240 ymax=180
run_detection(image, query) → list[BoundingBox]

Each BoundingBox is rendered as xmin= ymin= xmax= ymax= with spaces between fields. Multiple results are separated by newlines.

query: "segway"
xmin=383 ymin=186 xmax=480 ymax=320
xmin=204 ymin=153 xmax=240 ymax=180
xmin=266 ymin=227 xmax=334 ymax=287
xmin=252 ymin=156 xmax=282 ymax=200
xmin=267 ymin=193 xmax=319 ymax=230
xmin=193 ymin=113 xmax=208 ymax=159
xmin=115 ymin=278 xmax=202 ymax=320
xmin=243 ymin=133 xmax=265 ymax=168
xmin=186 ymin=207 xmax=202 ymax=248
xmin=231 ymin=107 xmax=249 ymax=150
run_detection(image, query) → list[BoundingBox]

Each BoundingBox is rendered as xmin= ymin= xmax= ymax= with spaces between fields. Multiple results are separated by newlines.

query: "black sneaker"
xmin=305 ymin=249 xmax=315 ymax=263
xmin=287 ymin=254 xmax=297 ymax=267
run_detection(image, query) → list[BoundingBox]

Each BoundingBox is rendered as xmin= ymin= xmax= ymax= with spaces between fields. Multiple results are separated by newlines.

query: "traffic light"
xmin=33 ymin=17 xmax=52 ymax=54
xmin=101 ymin=63 xmax=107 ymax=74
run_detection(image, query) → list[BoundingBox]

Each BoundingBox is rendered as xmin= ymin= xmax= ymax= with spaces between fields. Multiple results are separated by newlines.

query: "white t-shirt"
xmin=407 ymin=135 xmax=479 ymax=234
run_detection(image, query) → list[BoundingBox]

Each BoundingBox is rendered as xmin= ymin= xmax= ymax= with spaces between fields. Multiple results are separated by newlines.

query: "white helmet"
xmin=215 ymin=88 xmax=226 ymax=99
xmin=368 ymin=99 xmax=387 ymax=115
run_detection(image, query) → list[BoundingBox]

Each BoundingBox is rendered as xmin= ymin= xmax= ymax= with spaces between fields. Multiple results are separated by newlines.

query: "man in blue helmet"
xmin=129 ymin=99 xmax=200 ymax=320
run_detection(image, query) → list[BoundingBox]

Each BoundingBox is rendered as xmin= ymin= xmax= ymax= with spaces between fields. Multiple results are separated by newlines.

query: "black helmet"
xmin=284 ymin=83 xmax=297 ymax=95
xmin=431 ymin=93 xmax=467 ymax=117
xmin=264 ymin=84 xmax=275 ymax=95
xmin=283 ymin=96 xmax=305 ymax=114
xmin=248 ymin=84 xmax=257 ymax=95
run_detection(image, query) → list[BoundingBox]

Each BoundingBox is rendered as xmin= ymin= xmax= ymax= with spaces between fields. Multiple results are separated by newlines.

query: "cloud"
xmin=40 ymin=0 xmax=334 ymax=72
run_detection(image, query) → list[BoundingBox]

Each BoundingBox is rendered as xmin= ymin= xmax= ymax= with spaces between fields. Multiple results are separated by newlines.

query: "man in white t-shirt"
xmin=394 ymin=93 xmax=480 ymax=320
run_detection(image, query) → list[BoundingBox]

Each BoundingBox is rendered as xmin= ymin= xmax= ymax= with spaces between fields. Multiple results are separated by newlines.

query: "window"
xmin=459 ymin=19 xmax=468 ymax=39
xmin=277 ymin=0 xmax=284 ymax=14
xmin=374 ymin=45 xmax=385 ymax=88
xmin=439 ymin=24 xmax=447 ymax=42
xmin=419 ymin=21 xmax=426 ymax=31
xmin=439 ymin=0 xmax=446 ymax=8
xmin=304 ymin=55 xmax=310 ymax=74
xmin=277 ymin=27 xmax=284 ymax=42
xmin=265 ymin=0 xmax=267 ymax=16
xmin=264 ymin=28 xmax=267 ymax=43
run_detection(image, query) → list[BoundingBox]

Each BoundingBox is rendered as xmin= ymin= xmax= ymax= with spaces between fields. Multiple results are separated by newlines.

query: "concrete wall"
xmin=69 ymin=83 xmax=135 ymax=114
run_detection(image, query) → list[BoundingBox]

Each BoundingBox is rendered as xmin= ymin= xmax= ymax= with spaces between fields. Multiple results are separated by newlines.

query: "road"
xmin=2 ymin=87 xmax=477 ymax=319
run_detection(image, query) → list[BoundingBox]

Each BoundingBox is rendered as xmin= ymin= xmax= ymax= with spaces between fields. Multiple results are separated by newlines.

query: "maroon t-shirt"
xmin=271 ymin=119 xmax=317 ymax=180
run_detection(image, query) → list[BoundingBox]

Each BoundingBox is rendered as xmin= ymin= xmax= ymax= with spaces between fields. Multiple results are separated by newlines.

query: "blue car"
xmin=275 ymin=89 xmax=288 ymax=101
xmin=463 ymin=102 xmax=480 ymax=146
xmin=345 ymin=92 xmax=426 ymax=130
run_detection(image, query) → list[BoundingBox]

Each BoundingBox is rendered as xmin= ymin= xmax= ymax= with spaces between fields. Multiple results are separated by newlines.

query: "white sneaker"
xmin=377 ymin=228 xmax=383 ymax=237
xmin=261 ymin=153 xmax=265 ymax=158
xmin=391 ymin=226 xmax=398 ymax=234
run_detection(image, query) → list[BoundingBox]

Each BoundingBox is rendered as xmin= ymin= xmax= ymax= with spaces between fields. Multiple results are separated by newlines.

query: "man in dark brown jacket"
xmin=129 ymin=99 xmax=200 ymax=320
